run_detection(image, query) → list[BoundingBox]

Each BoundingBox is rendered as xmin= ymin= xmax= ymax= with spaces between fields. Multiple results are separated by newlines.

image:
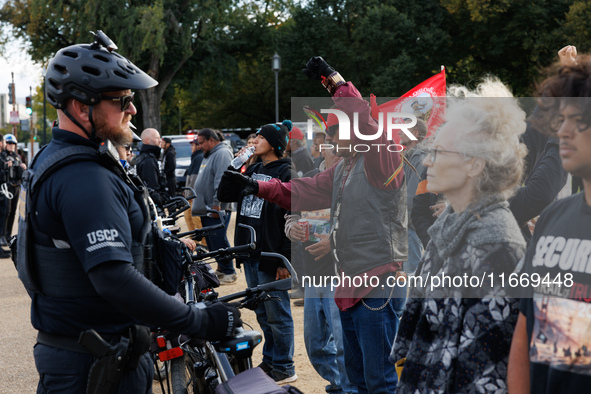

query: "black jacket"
xmin=162 ymin=145 xmax=176 ymax=180
xmin=136 ymin=144 xmax=167 ymax=204
xmin=136 ymin=144 xmax=163 ymax=191
xmin=218 ymin=158 xmax=293 ymax=275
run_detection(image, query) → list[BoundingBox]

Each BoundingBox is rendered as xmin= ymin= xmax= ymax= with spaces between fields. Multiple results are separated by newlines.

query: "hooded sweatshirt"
xmin=221 ymin=158 xmax=293 ymax=275
xmin=192 ymin=142 xmax=235 ymax=215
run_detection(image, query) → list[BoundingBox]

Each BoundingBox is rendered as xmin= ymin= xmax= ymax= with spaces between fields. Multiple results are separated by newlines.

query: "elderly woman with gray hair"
xmin=391 ymin=78 xmax=528 ymax=393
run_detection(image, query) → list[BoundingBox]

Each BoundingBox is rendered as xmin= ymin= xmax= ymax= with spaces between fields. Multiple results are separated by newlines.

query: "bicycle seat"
xmin=214 ymin=328 xmax=262 ymax=359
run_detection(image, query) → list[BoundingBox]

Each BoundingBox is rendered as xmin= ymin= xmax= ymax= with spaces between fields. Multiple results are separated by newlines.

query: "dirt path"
xmin=0 ymin=213 xmax=327 ymax=393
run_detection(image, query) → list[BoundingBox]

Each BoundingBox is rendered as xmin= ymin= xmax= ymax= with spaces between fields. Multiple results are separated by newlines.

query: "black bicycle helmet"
xmin=46 ymin=30 xmax=157 ymax=109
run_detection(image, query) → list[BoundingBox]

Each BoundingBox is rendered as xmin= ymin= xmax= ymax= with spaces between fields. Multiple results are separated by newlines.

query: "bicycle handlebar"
xmin=216 ymin=278 xmax=292 ymax=303
xmin=193 ymin=242 xmax=256 ymax=261
xmin=260 ymin=252 xmax=299 ymax=288
xmin=176 ymin=208 xmax=227 ymax=239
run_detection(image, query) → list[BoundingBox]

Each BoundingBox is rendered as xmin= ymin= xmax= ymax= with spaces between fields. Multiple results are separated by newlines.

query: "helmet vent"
xmin=63 ymin=51 xmax=79 ymax=58
xmin=82 ymin=66 xmax=101 ymax=76
xmin=48 ymin=78 xmax=62 ymax=91
xmin=54 ymin=64 xmax=68 ymax=75
xmin=71 ymin=87 xmax=88 ymax=100
xmin=124 ymin=64 xmax=136 ymax=74
xmin=114 ymin=70 xmax=129 ymax=79
xmin=93 ymin=54 xmax=110 ymax=63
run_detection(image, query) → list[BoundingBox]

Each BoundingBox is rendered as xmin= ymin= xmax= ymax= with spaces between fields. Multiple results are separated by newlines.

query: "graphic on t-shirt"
xmin=530 ymin=296 xmax=591 ymax=375
xmin=302 ymin=209 xmax=331 ymax=242
xmin=240 ymin=173 xmax=271 ymax=219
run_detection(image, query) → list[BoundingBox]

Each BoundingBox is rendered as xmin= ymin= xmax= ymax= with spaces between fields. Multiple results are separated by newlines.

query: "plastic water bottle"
xmin=231 ymin=146 xmax=255 ymax=169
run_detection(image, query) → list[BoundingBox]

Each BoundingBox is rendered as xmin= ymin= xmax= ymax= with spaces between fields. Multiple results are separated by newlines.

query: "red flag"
xmin=371 ymin=68 xmax=446 ymax=141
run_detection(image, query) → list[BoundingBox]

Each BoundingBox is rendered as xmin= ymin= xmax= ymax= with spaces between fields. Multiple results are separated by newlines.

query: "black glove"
xmin=303 ymin=56 xmax=335 ymax=81
xmin=222 ymin=171 xmax=259 ymax=196
xmin=201 ymin=302 xmax=242 ymax=341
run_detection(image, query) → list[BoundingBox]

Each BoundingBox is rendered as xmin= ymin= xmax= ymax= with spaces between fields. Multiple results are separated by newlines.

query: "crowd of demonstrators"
xmin=508 ymin=52 xmax=591 ymax=394
xmin=183 ymin=135 xmax=204 ymax=232
xmin=225 ymin=56 xmax=408 ymax=393
xmin=287 ymin=126 xmax=314 ymax=176
xmin=161 ymin=136 xmax=177 ymax=197
xmin=219 ymin=120 xmax=298 ymax=384
xmin=15 ymin=33 xmax=241 ymax=393
xmin=399 ymin=119 xmax=428 ymax=274
xmin=284 ymin=146 xmax=357 ymax=393
xmin=412 ymin=46 xmax=572 ymax=250
xmin=191 ymin=128 xmax=237 ymax=284
xmin=14 ymin=27 xmax=591 ymax=394
xmin=392 ymin=78 xmax=529 ymax=393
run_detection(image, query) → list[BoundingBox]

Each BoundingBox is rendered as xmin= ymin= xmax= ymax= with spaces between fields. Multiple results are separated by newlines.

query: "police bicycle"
xmin=150 ymin=207 xmax=298 ymax=393
xmin=166 ymin=252 xmax=296 ymax=394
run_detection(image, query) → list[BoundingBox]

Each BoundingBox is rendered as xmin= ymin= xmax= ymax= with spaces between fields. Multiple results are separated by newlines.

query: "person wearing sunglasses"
xmin=17 ymin=31 xmax=242 ymax=393
xmin=392 ymin=78 xmax=528 ymax=393
xmin=114 ymin=144 xmax=134 ymax=172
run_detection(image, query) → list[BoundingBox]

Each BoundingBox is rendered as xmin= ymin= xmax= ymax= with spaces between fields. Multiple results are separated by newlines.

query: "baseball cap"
xmin=289 ymin=126 xmax=304 ymax=141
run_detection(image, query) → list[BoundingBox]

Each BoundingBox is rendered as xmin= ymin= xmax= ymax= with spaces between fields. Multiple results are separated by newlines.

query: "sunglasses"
xmin=124 ymin=145 xmax=133 ymax=152
xmin=102 ymin=92 xmax=135 ymax=112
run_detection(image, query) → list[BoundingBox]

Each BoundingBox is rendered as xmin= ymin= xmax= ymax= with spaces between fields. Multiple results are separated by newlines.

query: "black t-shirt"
xmin=519 ymin=192 xmax=591 ymax=393
xmin=30 ymin=129 xmax=145 ymax=336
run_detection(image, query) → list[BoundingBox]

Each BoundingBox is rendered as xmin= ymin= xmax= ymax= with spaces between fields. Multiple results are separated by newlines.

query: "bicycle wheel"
xmin=170 ymin=353 xmax=209 ymax=394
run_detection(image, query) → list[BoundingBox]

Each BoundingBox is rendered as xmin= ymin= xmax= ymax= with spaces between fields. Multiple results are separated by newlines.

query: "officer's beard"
xmin=93 ymin=110 xmax=133 ymax=146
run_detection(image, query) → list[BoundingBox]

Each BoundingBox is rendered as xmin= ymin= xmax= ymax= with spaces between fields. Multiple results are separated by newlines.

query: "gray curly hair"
xmin=445 ymin=77 xmax=528 ymax=199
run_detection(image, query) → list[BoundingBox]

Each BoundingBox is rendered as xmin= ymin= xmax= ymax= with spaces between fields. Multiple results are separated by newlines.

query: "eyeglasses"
xmin=102 ymin=92 xmax=135 ymax=112
xmin=124 ymin=145 xmax=132 ymax=152
xmin=425 ymin=147 xmax=468 ymax=162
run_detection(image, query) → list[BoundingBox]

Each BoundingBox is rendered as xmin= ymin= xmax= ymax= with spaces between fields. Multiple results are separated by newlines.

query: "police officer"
xmin=161 ymin=136 xmax=177 ymax=197
xmin=1 ymin=134 xmax=25 ymax=240
xmin=0 ymin=134 xmax=11 ymax=257
xmin=17 ymin=31 xmax=241 ymax=393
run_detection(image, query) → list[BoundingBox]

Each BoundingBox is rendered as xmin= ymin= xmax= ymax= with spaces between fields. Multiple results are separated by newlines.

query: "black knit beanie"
xmin=256 ymin=119 xmax=292 ymax=157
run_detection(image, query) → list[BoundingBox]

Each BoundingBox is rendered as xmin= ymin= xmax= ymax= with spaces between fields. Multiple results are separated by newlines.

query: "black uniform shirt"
xmin=30 ymin=128 xmax=144 ymax=336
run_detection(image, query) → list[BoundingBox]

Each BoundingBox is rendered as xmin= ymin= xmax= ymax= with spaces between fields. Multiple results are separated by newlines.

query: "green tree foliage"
xmin=1 ymin=0 xmax=235 ymax=131
xmin=562 ymin=0 xmax=591 ymax=52
xmin=160 ymin=0 xmax=291 ymax=133
xmin=441 ymin=0 xmax=573 ymax=95
xmin=2 ymin=0 xmax=587 ymax=135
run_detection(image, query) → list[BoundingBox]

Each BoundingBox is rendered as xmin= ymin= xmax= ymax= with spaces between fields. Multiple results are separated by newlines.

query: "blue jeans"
xmin=243 ymin=260 xmax=295 ymax=374
xmin=34 ymin=343 xmax=153 ymax=393
xmin=201 ymin=212 xmax=235 ymax=275
xmin=304 ymin=285 xmax=356 ymax=394
xmin=339 ymin=293 xmax=406 ymax=394
xmin=403 ymin=228 xmax=423 ymax=274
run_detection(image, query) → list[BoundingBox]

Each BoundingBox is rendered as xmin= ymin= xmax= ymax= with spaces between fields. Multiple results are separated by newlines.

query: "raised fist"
xmin=303 ymin=56 xmax=336 ymax=81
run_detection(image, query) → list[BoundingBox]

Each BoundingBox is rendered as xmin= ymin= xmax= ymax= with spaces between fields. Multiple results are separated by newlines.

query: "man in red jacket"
xmin=223 ymin=57 xmax=408 ymax=393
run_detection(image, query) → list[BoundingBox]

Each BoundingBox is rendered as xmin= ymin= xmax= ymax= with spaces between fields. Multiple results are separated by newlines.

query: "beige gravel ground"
xmin=0 ymin=213 xmax=326 ymax=393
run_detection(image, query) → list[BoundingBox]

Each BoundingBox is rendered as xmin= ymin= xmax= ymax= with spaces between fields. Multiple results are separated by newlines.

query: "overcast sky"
xmin=1 ymin=35 xmax=43 ymax=104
